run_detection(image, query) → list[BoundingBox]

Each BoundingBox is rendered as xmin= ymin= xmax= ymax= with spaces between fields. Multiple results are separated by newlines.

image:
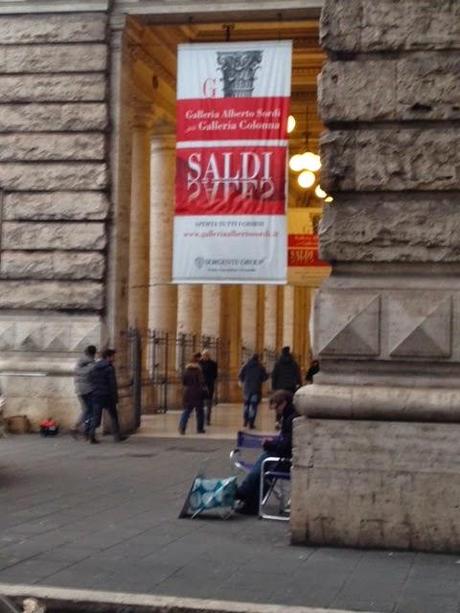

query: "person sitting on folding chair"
xmin=235 ymin=389 xmax=297 ymax=515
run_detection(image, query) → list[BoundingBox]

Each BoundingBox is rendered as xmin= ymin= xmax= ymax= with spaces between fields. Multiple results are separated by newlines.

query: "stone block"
xmin=319 ymin=195 xmax=460 ymax=262
xmin=0 ymin=44 xmax=107 ymax=73
xmin=320 ymin=0 xmax=362 ymax=53
xmin=319 ymin=60 xmax=396 ymax=122
xmin=2 ymin=222 xmax=106 ymax=250
xmin=0 ymin=74 xmax=106 ymax=102
xmin=388 ymin=295 xmax=452 ymax=358
xmin=0 ymin=163 xmax=107 ymax=190
xmin=1 ymin=251 xmax=105 ymax=280
xmin=321 ymin=129 xmax=460 ymax=192
xmin=317 ymin=292 xmax=380 ymax=357
xmin=0 ymin=133 xmax=105 ymax=161
xmin=0 ymin=13 xmax=107 ymax=44
xmin=320 ymin=56 xmax=460 ymax=122
xmin=4 ymin=191 xmax=109 ymax=221
xmin=0 ymin=313 xmax=105 ymax=353
xmin=321 ymin=0 xmax=460 ymax=52
xmin=0 ymin=103 xmax=107 ymax=132
xmin=291 ymin=418 xmax=460 ymax=552
xmin=0 ymin=281 xmax=103 ymax=310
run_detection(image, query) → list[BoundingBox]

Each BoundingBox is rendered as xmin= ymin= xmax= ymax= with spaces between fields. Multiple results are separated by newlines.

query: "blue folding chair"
xmin=230 ymin=430 xmax=266 ymax=473
xmin=230 ymin=430 xmax=291 ymax=520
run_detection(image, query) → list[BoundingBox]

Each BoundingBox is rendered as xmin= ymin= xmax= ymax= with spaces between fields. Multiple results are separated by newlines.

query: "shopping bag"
xmin=179 ymin=475 xmax=237 ymax=519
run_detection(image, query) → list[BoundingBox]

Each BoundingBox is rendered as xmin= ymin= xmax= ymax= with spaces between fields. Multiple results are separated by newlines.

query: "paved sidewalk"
xmin=1 ymin=434 xmax=459 ymax=613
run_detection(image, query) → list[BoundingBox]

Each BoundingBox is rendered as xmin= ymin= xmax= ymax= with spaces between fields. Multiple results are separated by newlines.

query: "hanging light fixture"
xmin=315 ymin=185 xmax=327 ymax=199
xmin=302 ymin=151 xmax=321 ymax=172
xmin=298 ymin=170 xmax=316 ymax=189
xmin=289 ymin=154 xmax=305 ymax=172
xmin=325 ymin=196 xmax=334 ymax=203
xmin=287 ymin=115 xmax=296 ymax=133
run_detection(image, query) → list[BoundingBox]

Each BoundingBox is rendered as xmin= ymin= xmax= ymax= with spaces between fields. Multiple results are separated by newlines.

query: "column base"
xmin=291 ymin=415 xmax=460 ymax=552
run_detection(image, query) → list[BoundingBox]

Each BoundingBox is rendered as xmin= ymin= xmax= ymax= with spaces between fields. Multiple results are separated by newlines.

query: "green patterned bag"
xmin=179 ymin=475 xmax=238 ymax=519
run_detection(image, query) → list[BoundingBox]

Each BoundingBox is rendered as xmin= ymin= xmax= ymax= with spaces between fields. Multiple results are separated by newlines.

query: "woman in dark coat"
xmin=178 ymin=352 xmax=207 ymax=435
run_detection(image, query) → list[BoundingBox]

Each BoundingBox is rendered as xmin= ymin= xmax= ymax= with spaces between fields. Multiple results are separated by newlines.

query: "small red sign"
xmin=288 ymin=234 xmax=327 ymax=267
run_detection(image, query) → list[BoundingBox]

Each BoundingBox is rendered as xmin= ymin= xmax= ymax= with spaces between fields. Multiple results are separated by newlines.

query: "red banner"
xmin=288 ymin=234 xmax=328 ymax=267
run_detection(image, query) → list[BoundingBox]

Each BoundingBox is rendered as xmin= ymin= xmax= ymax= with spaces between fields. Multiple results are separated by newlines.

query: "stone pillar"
xmin=201 ymin=285 xmax=221 ymax=339
xmin=263 ymin=286 xmax=278 ymax=351
xmin=220 ymin=285 xmax=242 ymax=402
xmin=148 ymin=132 xmax=177 ymax=335
xmin=292 ymin=0 xmax=460 ymax=552
xmin=127 ymin=104 xmax=153 ymax=333
xmin=241 ymin=285 xmax=258 ymax=355
xmin=282 ymin=285 xmax=295 ymax=349
xmin=177 ymin=285 xmax=202 ymax=336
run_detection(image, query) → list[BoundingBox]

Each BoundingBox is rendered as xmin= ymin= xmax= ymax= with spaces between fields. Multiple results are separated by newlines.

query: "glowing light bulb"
xmin=315 ymin=185 xmax=327 ymax=199
xmin=287 ymin=115 xmax=296 ymax=133
xmin=302 ymin=152 xmax=322 ymax=172
xmin=325 ymin=196 xmax=334 ymax=203
xmin=298 ymin=170 xmax=316 ymax=189
xmin=289 ymin=154 xmax=305 ymax=172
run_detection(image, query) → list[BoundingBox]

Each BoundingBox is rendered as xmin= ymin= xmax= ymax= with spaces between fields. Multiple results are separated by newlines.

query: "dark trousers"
xmin=75 ymin=393 xmax=93 ymax=434
xmin=179 ymin=403 xmax=204 ymax=433
xmin=243 ymin=393 xmax=260 ymax=428
xmin=91 ymin=396 xmax=120 ymax=440
xmin=204 ymin=383 xmax=215 ymax=424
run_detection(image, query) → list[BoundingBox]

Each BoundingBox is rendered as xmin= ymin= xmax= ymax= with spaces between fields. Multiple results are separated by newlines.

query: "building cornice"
xmin=0 ymin=0 xmax=109 ymax=14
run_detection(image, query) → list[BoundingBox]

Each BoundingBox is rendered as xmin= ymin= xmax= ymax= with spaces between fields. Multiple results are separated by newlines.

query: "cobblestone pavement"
xmin=1 ymin=434 xmax=459 ymax=613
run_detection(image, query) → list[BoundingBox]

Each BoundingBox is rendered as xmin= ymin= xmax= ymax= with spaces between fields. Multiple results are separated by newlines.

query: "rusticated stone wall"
xmin=0 ymin=12 xmax=110 ymax=428
xmin=292 ymin=0 xmax=460 ymax=551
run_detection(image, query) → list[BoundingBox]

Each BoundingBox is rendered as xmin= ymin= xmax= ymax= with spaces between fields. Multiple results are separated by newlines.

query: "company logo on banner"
xmin=173 ymin=40 xmax=292 ymax=284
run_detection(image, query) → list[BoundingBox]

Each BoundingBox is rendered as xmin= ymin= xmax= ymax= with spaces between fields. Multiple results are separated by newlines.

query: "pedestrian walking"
xmin=88 ymin=348 xmax=127 ymax=443
xmin=271 ymin=346 xmax=302 ymax=393
xmin=71 ymin=345 xmax=97 ymax=440
xmin=179 ymin=352 xmax=207 ymax=435
xmin=200 ymin=349 xmax=218 ymax=426
xmin=238 ymin=353 xmax=268 ymax=429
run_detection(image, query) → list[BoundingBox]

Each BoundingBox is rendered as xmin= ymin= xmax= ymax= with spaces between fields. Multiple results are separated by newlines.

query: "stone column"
xmin=241 ymin=285 xmax=258 ymax=355
xmin=148 ymin=132 xmax=177 ymax=335
xmin=127 ymin=103 xmax=153 ymax=333
xmin=263 ymin=286 xmax=278 ymax=351
xmin=201 ymin=285 xmax=221 ymax=339
xmin=292 ymin=0 xmax=460 ymax=552
xmin=282 ymin=285 xmax=295 ymax=349
xmin=177 ymin=285 xmax=202 ymax=336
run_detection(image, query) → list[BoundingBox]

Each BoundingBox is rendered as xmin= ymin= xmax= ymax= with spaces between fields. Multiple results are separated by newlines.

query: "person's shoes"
xmin=70 ymin=428 xmax=80 ymax=440
xmin=243 ymin=421 xmax=248 ymax=428
xmin=115 ymin=435 xmax=128 ymax=442
xmin=234 ymin=501 xmax=258 ymax=516
xmin=249 ymin=423 xmax=256 ymax=430
xmin=178 ymin=426 xmax=186 ymax=435
xmin=89 ymin=437 xmax=100 ymax=444
xmin=197 ymin=429 xmax=206 ymax=434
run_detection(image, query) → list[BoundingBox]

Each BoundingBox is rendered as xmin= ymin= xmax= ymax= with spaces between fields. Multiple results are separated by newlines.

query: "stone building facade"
xmin=0 ymin=0 xmax=459 ymax=551
xmin=0 ymin=0 xmax=324 ymax=428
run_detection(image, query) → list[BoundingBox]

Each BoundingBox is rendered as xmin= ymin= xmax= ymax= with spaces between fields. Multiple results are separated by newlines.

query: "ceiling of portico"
xmin=126 ymin=16 xmax=325 ymax=207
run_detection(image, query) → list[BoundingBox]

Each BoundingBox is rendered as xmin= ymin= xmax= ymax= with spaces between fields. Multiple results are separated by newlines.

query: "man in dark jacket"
xmin=88 ymin=348 xmax=126 ymax=443
xmin=71 ymin=345 xmax=97 ymax=439
xmin=200 ymin=350 xmax=218 ymax=426
xmin=235 ymin=389 xmax=297 ymax=514
xmin=271 ymin=346 xmax=302 ymax=393
xmin=238 ymin=353 xmax=268 ymax=429
xmin=179 ymin=352 xmax=206 ymax=435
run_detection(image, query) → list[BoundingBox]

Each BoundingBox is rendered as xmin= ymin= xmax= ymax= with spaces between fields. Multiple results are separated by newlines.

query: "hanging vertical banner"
xmin=173 ymin=40 xmax=292 ymax=284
